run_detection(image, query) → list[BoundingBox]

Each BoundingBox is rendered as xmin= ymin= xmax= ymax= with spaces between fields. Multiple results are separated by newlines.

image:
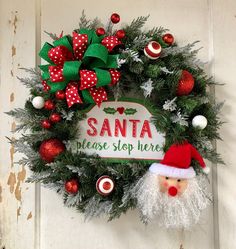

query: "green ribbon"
xmin=39 ymin=29 xmax=119 ymax=96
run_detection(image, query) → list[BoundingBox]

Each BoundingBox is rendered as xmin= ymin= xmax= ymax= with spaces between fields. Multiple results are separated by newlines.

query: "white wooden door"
xmin=0 ymin=0 xmax=236 ymax=248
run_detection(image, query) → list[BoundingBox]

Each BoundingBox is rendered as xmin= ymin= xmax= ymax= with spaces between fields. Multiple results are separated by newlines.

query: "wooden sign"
xmin=75 ymin=100 xmax=165 ymax=161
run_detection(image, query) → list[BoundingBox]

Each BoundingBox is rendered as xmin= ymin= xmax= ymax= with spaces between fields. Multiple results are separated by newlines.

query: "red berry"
xmin=116 ymin=30 xmax=125 ymax=39
xmin=44 ymin=100 xmax=55 ymax=110
xmin=110 ymin=13 xmax=120 ymax=24
xmin=50 ymin=113 xmax=61 ymax=123
xmin=41 ymin=119 xmax=51 ymax=129
xmin=96 ymin=27 xmax=105 ymax=36
xmin=55 ymin=90 xmax=65 ymax=100
xmin=162 ymin=33 xmax=174 ymax=45
xmin=65 ymin=179 xmax=79 ymax=194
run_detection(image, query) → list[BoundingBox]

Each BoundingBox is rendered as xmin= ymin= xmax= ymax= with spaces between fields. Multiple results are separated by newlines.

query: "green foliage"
xmin=8 ymin=12 xmax=224 ymax=221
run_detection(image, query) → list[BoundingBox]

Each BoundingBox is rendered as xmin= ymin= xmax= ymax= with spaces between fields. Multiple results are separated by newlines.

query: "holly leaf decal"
xmin=124 ymin=108 xmax=137 ymax=115
xmin=103 ymin=107 xmax=117 ymax=114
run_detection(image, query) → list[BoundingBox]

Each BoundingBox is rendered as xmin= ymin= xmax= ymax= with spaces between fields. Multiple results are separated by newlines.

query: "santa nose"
xmin=168 ymin=186 xmax=178 ymax=197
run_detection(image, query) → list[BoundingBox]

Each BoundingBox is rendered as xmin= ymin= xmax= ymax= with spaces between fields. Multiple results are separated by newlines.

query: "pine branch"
xmin=78 ymin=10 xmax=91 ymax=29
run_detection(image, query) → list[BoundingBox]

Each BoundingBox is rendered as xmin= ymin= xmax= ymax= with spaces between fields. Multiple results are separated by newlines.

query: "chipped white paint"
xmin=0 ymin=1 xmax=37 ymax=249
xmin=0 ymin=0 xmax=236 ymax=249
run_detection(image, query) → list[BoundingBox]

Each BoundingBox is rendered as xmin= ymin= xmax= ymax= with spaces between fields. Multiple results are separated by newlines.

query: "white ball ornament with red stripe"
xmin=96 ymin=176 xmax=115 ymax=196
xmin=144 ymin=41 xmax=162 ymax=59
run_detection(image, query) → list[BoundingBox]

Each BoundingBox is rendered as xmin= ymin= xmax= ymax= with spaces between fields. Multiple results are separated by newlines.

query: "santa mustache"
xmin=131 ymin=172 xmax=212 ymax=229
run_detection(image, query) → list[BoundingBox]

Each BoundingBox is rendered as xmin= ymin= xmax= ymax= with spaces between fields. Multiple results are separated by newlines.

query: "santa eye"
xmin=177 ymin=179 xmax=181 ymax=182
xmin=165 ymin=177 xmax=169 ymax=180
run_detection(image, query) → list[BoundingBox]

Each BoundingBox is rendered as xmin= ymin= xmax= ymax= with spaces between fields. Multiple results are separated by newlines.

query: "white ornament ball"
xmin=192 ymin=115 xmax=208 ymax=129
xmin=144 ymin=41 xmax=162 ymax=60
xmin=32 ymin=96 xmax=45 ymax=109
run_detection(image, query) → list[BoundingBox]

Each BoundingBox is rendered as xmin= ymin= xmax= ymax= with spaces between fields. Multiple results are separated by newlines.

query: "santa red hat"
xmin=149 ymin=142 xmax=210 ymax=179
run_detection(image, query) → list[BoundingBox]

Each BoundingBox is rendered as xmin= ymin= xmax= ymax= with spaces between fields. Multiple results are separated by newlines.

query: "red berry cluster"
xmin=95 ymin=13 xmax=125 ymax=43
xmin=41 ymin=90 xmax=66 ymax=129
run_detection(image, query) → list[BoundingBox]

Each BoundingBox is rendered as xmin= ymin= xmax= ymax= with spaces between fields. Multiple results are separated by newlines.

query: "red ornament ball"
xmin=177 ymin=70 xmax=195 ymax=96
xmin=162 ymin=33 xmax=174 ymax=45
xmin=96 ymin=27 xmax=106 ymax=36
xmin=55 ymin=90 xmax=65 ymax=100
xmin=144 ymin=41 xmax=162 ymax=59
xmin=44 ymin=100 xmax=55 ymax=110
xmin=110 ymin=13 xmax=120 ymax=24
xmin=41 ymin=119 xmax=52 ymax=129
xmin=39 ymin=138 xmax=65 ymax=163
xmin=65 ymin=179 xmax=79 ymax=194
xmin=96 ymin=175 xmax=115 ymax=196
xmin=168 ymin=186 xmax=178 ymax=197
xmin=116 ymin=30 xmax=125 ymax=39
xmin=50 ymin=113 xmax=62 ymax=123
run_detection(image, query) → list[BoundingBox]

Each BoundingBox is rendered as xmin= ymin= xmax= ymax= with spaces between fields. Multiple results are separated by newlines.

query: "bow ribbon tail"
xmin=88 ymin=87 xmax=108 ymax=106
xmin=65 ymin=82 xmax=83 ymax=107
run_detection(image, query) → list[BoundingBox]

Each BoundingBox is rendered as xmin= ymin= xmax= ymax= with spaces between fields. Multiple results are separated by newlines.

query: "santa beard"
xmin=132 ymin=172 xmax=211 ymax=229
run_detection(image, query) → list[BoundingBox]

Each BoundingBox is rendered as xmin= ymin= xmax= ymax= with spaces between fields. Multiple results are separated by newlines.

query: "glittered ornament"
xmin=96 ymin=176 xmax=115 ymax=196
xmin=162 ymin=33 xmax=174 ymax=45
xmin=41 ymin=119 xmax=52 ymax=129
xmin=144 ymin=41 xmax=162 ymax=59
xmin=116 ymin=30 xmax=125 ymax=39
xmin=192 ymin=115 xmax=208 ymax=129
xmin=65 ymin=179 xmax=79 ymax=194
xmin=55 ymin=90 xmax=66 ymax=100
xmin=32 ymin=96 xmax=45 ymax=109
xmin=110 ymin=13 xmax=120 ymax=24
xmin=44 ymin=100 xmax=55 ymax=110
xmin=96 ymin=27 xmax=105 ymax=36
xmin=50 ymin=113 xmax=62 ymax=123
xmin=177 ymin=70 xmax=195 ymax=96
xmin=39 ymin=138 xmax=65 ymax=163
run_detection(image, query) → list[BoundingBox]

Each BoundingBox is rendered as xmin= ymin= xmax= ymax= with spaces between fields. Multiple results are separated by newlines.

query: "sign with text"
xmin=74 ymin=101 xmax=165 ymax=161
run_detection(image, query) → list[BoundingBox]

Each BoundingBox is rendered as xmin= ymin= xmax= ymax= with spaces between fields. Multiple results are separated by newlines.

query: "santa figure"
xmin=133 ymin=141 xmax=211 ymax=229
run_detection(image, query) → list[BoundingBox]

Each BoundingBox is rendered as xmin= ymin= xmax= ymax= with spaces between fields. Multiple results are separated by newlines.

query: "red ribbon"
xmin=65 ymin=82 xmax=83 ymax=108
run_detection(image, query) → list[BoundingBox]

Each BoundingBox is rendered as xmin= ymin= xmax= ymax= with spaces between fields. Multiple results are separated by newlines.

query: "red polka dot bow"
xmin=39 ymin=29 xmax=122 ymax=106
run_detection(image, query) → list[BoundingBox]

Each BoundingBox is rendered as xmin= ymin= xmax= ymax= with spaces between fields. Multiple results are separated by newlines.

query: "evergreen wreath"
xmin=8 ymin=12 xmax=223 ymax=223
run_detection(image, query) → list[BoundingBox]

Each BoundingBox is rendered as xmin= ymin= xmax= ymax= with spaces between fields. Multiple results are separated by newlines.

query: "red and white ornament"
xmin=39 ymin=138 xmax=65 ymax=163
xmin=96 ymin=176 xmax=115 ymax=196
xmin=144 ymin=41 xmax=162 ymax=60
xmin=116 ymin=30 xmax=125 ymax=39
xmin=50 ymin=113 xmax=62 ymax=123
xmin=55 ymin=90 xmax=66 ymax=100
xmin=44 ymin=100 xmax=55 ymax=110
xmin=65 ymin=179 xmax=79 ymax=194
xmin=162 ymin=33 xmax=174 ymax=45
xmin=32 ymin=96 xmax=45 ymax=109
xmin=110 ymin=13 xmax=120 ymax=24
xmin=96 ymin=27 xmax=105 ymax=36
xmin=41 ymin=119 xmax=52 ymax=129
xmin=177 ymin=70 xmax=195 ymax=96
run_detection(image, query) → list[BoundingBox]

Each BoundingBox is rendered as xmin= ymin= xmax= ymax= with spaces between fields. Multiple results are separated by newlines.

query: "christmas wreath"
xmin=8 ymin=12 xmax=223 ymax=229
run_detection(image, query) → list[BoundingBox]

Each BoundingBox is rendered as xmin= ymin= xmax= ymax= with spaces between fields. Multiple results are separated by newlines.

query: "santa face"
xmin=133 ymin=172 xmax=211 ymax=229
xmin=158 ymin=175 xmax=188 ymax=196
